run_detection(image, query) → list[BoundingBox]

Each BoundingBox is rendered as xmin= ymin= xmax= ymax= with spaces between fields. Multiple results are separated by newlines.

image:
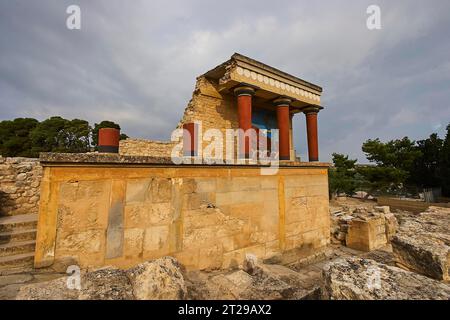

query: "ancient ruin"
xmin=1 ymin=54 xmax=450 ymax=300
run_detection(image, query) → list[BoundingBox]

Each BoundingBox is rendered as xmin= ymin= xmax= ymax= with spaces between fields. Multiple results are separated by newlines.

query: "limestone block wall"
xmin=119 ymin=139 xmax=176 ymax=157
xmin=119 ymin=76 xmax=239 ymax=158
xmin=0 ymin=156 xmax=42 ymax=216
xmin=346 ymin=217 xmax=388 ymax=252
xmin=34 ymin=164 xmax=330 ymax=271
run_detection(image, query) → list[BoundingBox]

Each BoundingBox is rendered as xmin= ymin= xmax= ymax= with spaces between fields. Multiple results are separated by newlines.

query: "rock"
xmin=391 ymin=208 xmax=450 ymax=280
xmin=321 ymin=257 xmax=450 ymax=300
xmin=426 ymin=206 xmax=450 ymax=214
xmin=374 ymin=206 xmax=390 ymax=214
xmin=336 ymin=232 xmax=346 ymax=241
xmin=346 ymin=216 xmax=387 ymax=252
xmin=392 ymin=234 xmax=449 ymax=281
xmin=15 ymin=173 xmax=27 ymax=181
xmin=79 ymin=268 xmax=134 ymax=300
xmin=186 ymin=263 xmax=317 ymax=300
xmin=126 ymin=256 xmax=187 ymax=300
xmin=384 ymin=213 xmax=398 ymax=241
xmin=242 ymin=253 xmax=259 ymax=275
xmin=0 ymin=274 xmax=33 ymax=287
xmin=354 ymin=191 xmax=368 ymax=199
xmin=354 ymin=207 xmax=367 ymax=214
xmin=16 ymin=256 xmax=187 ymax=300
xmin=17 ymin=268 xmax=133 ymax=300
xmin=16 ymin=277 xmax=79 ymax=300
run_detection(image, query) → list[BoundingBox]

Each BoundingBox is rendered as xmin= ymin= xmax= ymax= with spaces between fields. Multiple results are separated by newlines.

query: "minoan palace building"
xmin=34 ymin=54 xmax=330 ymax=271
xmin=119 ymin=53 xmax=323 ymax=162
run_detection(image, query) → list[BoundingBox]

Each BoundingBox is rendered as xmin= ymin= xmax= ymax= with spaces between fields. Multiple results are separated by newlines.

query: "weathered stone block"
xmin=229 ymin=203 xmax=263 ymax=220
xmin=346 ymin=217 xmax=387 ymax=251
xmin=222 ymin=245 xmax=266 ymax=269
xmin=56 ymin=229 xmax=104 ymax=254
xmin=143 ymin=225 xmax=170 ymax=252
xmin=18 ymin=257 xmax=187 ymax=300
xmin=184 ymin=211 xmax=225 ymax=229
xmin=198 ymin=244 xmax=224 ymax=270
xmin=124 ymin=228 xmax=144 ymax=257
xmin=321 ymin=257 xmax=450 ymax=300
xmin=392 ymin=234 xmax=449 ymax=281
xmin=384 ymin=212 xmax=398 ymax=241
xmin=183 ymin=193 xmax=214 ymax=210
xmin=151 ymin=178 xmax=172 ymax=203
xmin=124 ymin=204 xmax=149 ymax=228
xmin=126 ymin=178 xmax=151 ymax=203
xmin=230 ymin=177 xmax=261 ymax=191
xmin=150 ymin=202 xmax=172 ymax=224
xmin=391 ymin=208 xmax=450 ymax=280
xmin=260 ymin=177 xmax=277 ymax=190
xmin=126 ymin=257 xmax=187 ymax=299
xmin=374 ymin=206 xmax=390 ymax=214
xmin=195 ymin=178 xmax=216 ymax=193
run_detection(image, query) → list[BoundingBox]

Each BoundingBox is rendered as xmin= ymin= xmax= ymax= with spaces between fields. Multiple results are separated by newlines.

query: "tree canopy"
xmin=0 ymin=117 xmax=128 ymax=158
xmin=0 ymin=118 xmax=38 ymax=157
xmin=358 ymin=137 xmax=421 ymax=194
xmin=440 ymin=124 xmax=450 ymax=196
xmin=343 ymin=124 xmax=450 ymax=197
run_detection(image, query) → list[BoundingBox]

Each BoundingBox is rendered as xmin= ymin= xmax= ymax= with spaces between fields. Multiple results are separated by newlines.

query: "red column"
xmin=98 ymin=128 xmax=120 ymax=153
xmin=304 ymin=107 xmax=320 ymax=162
xmin=234 ymin=86 xmax=255 ymax=158
xmin=183 ymin=123 xmax=197 ymax=156
xmin=274 ymin=98 xmax=292 ymax=160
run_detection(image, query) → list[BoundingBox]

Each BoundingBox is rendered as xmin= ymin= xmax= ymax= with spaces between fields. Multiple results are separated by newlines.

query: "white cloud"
xmin=1 ymin=0 xmax=449 ymax=161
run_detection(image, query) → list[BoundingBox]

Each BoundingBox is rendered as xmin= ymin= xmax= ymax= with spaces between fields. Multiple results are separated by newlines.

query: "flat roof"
xmin=203 ymin=52 xmax=322 ymax=93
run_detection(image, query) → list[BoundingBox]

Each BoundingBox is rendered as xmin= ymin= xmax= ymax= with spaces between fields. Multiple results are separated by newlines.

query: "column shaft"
xmin=183 ymin=123 xmax=197 ymax=156
xmin=235 ymin=86 xmax=255 ymax=158
xmin=305 ymin=112 xmax=319 ymax=161
xmin=276 ymin=105 xmax=290 ymax=160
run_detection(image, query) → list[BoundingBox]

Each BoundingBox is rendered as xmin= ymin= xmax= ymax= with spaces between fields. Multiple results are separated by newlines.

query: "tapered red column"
xmin=274 ymin=97 xmax=292 ymax=160
xmin=183 ymin=122 xmax=197 ymax=156
xmin=234 ymin=86 xmax=256 ymax=158
xmin=303 ymin=107 xmax=321 ymax=162
xmin=98 ymin=128 xmax=120 ymax=153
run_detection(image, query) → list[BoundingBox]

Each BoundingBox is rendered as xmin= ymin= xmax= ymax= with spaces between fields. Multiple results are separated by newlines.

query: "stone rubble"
xmin=185 ymin=255 xmax=319 ymax=300
xmin=127 ymin=256 xmax=187 ymax=300
xmin=16 ymin=256 xmax=186 ymax=300
xmin=2 ymin=193 xmax=449 ymax=300
xmin=321 ymin=256 xmax=450 ymax=300
xmin=330 ymin=201 xmax=397 ymax=251
xmin=391 ymin=206 xmax=450 ymax=281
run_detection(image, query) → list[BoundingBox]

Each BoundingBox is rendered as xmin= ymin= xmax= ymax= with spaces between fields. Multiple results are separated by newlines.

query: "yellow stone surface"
xmin=346 ymin=217 xmax=387 ymax=252
xmin=35 ymin=165 xmax=330 ymax=270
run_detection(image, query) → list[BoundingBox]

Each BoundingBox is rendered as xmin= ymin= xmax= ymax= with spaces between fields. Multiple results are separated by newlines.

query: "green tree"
xmin=61 ymin=119 xmax=92 ymax=153
xmin=441 ymin=124 xmax=450 ymax=196
xmin=0 ymin=118 xmax=39 ymax=157
xmin=29 ymin=116 xmax=69 ymax=155
xmin=92 ymin=120 xmax=128 ymax=149
xmin=28 ymin=117 xmax=92 ymax=155
xmin=358 ymin=137 xmax=421 ymax=194
xmin=328 ymin=153 xmax=358 ymax=198
xmin=410 ymin=133 xmax=443 ymax=188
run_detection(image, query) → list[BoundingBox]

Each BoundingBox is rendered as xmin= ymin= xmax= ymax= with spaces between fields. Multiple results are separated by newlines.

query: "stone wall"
xmin=0 ymin=156 xmax=42 ymax=216
xmin=119 ymin=76 xmax=238 ymax=158
xmin=119 ymin=139 xmax=176 ymax=157
xmin=34 ymin=160 xmax=330 ymax=271
xmin=119 ymin=76 xmax=295 ymax=159
xmin=378 ymin=196 xmax=450 ymax=213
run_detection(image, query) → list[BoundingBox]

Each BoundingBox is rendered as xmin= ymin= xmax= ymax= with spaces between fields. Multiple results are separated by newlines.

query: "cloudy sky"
xmin=1 ymin=0 xmax=449 ymax=162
